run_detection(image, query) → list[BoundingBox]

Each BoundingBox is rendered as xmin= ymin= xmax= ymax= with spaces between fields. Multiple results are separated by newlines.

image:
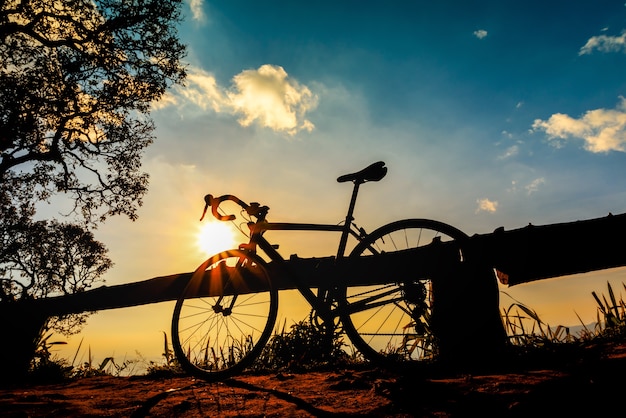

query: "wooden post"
xmin=430 ymin=261 xmax=508 ymax=370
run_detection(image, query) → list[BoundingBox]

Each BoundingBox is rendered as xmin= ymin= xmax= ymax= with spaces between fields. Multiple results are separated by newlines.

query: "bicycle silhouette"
xmin=171 ymin=161 xmax=468 ymax=381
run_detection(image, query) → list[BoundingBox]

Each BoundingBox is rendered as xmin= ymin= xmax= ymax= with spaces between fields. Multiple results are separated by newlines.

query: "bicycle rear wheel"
xmin=171 ymin=249 xmax=278 ymax=381
xmin=340 ymin=219 xmax=468 ymax=364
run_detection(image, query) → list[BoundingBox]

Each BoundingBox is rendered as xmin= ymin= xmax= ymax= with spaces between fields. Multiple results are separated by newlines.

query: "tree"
xmin=0 ymin=0 xmax=186 ymax=223
xmin=0 ymin=0 xmax=186 ymax=374
xmin=1 ymin=213 xmax=113 ymax=326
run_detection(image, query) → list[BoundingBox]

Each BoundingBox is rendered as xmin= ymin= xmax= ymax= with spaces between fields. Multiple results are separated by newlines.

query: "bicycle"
xmin=171 ymin=161 xmax=469 ymax=381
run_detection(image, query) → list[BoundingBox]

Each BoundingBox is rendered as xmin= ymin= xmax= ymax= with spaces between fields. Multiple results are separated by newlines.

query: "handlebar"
xmin=200 ymin=194 xmax=269 ymax=222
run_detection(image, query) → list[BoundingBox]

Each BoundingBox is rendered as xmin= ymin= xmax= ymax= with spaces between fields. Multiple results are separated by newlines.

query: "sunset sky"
xmin=54 ymin=0 xmax=626 ymax=367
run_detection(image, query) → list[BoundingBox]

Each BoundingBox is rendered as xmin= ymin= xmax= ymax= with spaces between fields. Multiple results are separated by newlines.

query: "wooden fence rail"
xmin=3 ymin=211 xmax=626 ymax=380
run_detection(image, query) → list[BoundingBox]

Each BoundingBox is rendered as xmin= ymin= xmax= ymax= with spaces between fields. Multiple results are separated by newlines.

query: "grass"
xmin=497 ymin=281 xmax=626 ymax=370
xmin=28 ymin=335 xmax=141 ymax=382
xmin=502 ymin=281 xmax=626 ymax=346
xmin=501 ymin=293 xmax=579 ymax=346
xmin=251 ymin=318 xmax=355 ymax=372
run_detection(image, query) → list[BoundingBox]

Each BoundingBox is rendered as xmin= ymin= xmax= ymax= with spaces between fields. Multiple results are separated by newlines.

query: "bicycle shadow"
xmin=223 ymin=377 xmax=344 ymax=417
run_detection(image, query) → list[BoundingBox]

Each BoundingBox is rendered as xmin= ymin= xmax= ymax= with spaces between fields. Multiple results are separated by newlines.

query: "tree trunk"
xmin=0 ymin=304 xmax=48 ymax=384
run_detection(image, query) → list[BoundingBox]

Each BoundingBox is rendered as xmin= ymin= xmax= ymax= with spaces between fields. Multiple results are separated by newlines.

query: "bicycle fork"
xmin=212 ymin=294 xmax=236 ymax=316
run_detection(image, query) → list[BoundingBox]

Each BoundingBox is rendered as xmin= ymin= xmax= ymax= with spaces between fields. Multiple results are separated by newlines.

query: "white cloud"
xmin=227 ymin=65 xmax=318 ymax=135
xmin=151 ymin=92 xmax=179 ymax=110
xmin=473 ymin=29 xmax=488 ymax=39
xmin=156 ymin=64 xmax=318 ymax=136
xmin=155 ymin=68 xmax=224 ymax=112
xmin=532 ymin=97 xmax=626 ymax=153
xmin=497 ymin=144 xmax=519 ymax=160
xmin=579 ymin=30 xmax=626 ymax=55
xmin=476 ymin=198 xmax=498 ymax=213
xmin=525 ymin=177 xmax=545 ymax=195
xmin=187 ymin=0 xmax=206 ymax=22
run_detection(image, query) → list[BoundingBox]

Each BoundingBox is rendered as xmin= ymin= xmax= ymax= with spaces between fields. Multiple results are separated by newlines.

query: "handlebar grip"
xmin=201 ymin=194 xmax=247 ymax=222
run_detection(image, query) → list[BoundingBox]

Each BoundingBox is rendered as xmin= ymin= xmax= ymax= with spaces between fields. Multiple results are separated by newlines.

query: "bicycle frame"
xmin=203 ymin=161 xmax=388 ymax=320
xmin=240 ymin=201 xmax=365 ymax=317
xmin=244 ymin=222 xmax=362 ymax=321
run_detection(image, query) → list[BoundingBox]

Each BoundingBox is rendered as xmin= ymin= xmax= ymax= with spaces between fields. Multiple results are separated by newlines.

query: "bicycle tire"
xmin=171 ymin=249 xmax=278 ymax=381
xmin=340 ymin=219 xmax=468 ymax=365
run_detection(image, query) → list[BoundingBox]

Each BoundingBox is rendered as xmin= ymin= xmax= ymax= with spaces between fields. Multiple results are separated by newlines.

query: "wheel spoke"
xmin=341 ymin=219 xmax=467 ymax=364
xmin=172 ymin=250 xmax=278 ymax=380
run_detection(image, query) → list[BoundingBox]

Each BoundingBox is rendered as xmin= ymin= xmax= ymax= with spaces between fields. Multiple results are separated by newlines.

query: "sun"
xmin=196 ymin=220 xmax=239 ymax=256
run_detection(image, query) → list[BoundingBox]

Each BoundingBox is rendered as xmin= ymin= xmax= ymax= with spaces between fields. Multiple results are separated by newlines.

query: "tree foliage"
xmin=0 ymin=219 xmax=112 ymax=301
xmin=0 ymin=0 xmax=186 ymax=222
xmin=0 ymin=0 xmax=187 ymax=335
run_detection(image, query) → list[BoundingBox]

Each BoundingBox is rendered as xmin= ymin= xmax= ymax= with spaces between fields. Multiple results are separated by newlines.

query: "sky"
xmin=53 ymin=0 xmax=626 ymax=368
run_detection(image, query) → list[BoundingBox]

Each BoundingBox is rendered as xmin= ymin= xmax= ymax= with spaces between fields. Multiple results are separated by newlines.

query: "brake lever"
xmin=200 ymin=194 xmax=212 ymax=221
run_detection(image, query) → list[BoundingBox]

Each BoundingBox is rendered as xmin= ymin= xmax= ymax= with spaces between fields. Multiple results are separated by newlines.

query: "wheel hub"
xmin=212 ymin=304 xmax=232 ymax=316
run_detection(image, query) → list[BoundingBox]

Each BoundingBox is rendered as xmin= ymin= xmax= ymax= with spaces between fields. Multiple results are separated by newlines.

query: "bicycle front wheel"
xmin=171 ymin=249 xmax=278 ymax=381
xmin=340 ymin=219 xmax=468 ymax=364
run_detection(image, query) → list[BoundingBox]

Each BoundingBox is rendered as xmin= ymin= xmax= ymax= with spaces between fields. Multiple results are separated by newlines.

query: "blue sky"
xmin=156 ymin=0 xmax=626 ymax=225
xmin=57 ymin=0 xmax=626 ymax=366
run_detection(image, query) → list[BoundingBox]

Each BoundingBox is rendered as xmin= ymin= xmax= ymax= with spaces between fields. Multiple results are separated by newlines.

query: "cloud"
xmin=227 ymin=65 xmax=318 ymax=134
xmin=473 ymin=29 xmax=488 ymax=39
xmin=532 ymin=97 xmax=626 ymax=153
xmin=187 ymin=0 xmax=206 ymax=22
xmin=497 ymin=144 xmax=519 ymax=160
xmin=156 ymin=65 xmax=318 ymax=136
xmin=476 ymin=198 xmax=498 ymax=213
xmin=525 ymin=177 xmax=545 ymax=195
xmin=156 ymin=68 xmax=224 ymax=112
xmin=579 ymin=30 xmax=626 ymax=55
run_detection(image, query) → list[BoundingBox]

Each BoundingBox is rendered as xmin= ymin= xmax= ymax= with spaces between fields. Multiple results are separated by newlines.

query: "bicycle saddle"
xmin=337 ymin=161 xmax=387 ymax=184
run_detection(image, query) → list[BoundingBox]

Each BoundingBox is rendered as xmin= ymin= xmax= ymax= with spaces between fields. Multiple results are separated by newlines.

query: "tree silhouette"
xmin=0 ymin=0 xmax=186 ymax=346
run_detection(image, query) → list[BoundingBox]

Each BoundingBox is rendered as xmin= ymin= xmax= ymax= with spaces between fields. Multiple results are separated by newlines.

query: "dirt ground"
xmin=2 ymin=341 xmax=626 ymax=417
